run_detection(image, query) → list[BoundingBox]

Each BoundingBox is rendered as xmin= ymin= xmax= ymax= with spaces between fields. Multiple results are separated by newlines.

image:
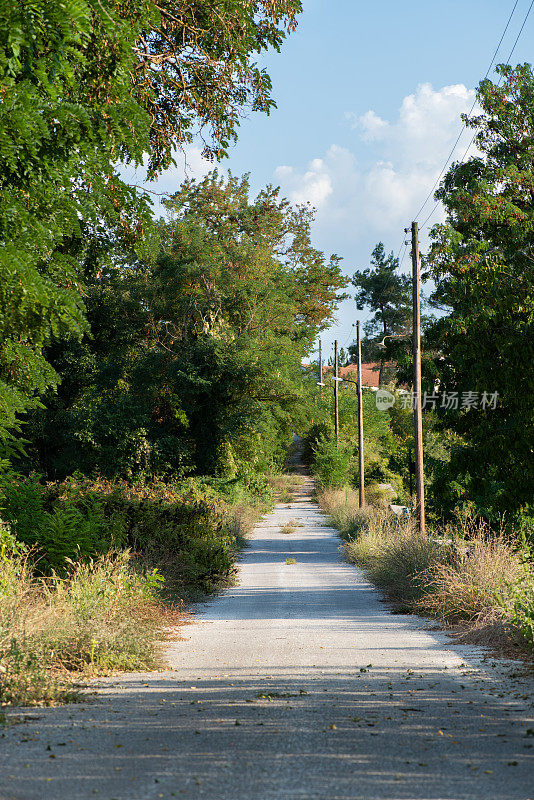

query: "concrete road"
xmin=1 ymin=480 xmax=533 ymax=799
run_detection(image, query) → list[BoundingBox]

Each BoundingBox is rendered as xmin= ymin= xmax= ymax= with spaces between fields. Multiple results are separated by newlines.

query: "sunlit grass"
xmin=319 ymin=487 xmax=533 ymax=653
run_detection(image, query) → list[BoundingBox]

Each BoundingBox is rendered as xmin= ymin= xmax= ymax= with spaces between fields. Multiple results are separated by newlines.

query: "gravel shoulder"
xmin=1 ymin=478 xmax=533 ymax=800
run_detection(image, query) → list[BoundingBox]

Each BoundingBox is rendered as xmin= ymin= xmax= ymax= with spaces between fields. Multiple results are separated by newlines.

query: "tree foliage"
xmin=350 ymin=243 xmax=412 ymax=382
xmin=352 ymin=243 xmax=412 ymax=339
xmin=0 ymin=0 xmax=302 ymax=450
xmin=427 ymin=64 xmax=534 ymax=523
xmin=25 ymin=173 xmax=346 ymax=480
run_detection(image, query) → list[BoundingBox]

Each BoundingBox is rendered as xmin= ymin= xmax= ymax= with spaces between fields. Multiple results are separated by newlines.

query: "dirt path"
xmin=1 ymin=478 xmax=533 ymax=799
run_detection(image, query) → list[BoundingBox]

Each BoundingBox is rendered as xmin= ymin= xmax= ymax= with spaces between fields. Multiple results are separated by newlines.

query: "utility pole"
xmin=319 ymin=339 xmax=323 ymax=391
xmin=411 ymin=222 xmax=425 ymax=534
xmin=356 ymin=321 xmax=365 ymax=507
xmin=334 ymin=339 xmax=339 ymax=450
xmin=408 ymin=447 xmax=414 ymax=511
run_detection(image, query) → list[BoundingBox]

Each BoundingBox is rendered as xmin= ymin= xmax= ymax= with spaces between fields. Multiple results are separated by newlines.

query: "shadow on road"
xmin=3 ymin=669 xmax=532 ymax=800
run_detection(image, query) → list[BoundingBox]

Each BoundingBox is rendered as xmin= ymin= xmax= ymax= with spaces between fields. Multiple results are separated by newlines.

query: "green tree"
xmin=25 ymin=172 xmax=347 ymax=480
xmin=351 ymin=243 xmax=412 ymax=384
xmin=426 ymin=63 xmax=534 ymax=525
xmin=0 ymin=0 xmax=302 ymax=452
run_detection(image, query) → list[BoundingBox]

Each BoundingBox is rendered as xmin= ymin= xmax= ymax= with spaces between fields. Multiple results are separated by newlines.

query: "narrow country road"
xmin=1 ymin=478 xmax=533 ymax=800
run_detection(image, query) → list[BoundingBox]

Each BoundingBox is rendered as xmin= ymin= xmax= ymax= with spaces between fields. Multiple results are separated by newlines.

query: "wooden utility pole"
xmin=356 ymin=321 xmax=365 ymax=508
xmin=411 ymin=222 xmax=425 ymax=534
xmin=319 ymin=339 xmax=323 ymax=390
xmin=334 ymin=339 xmax=339 ymax=450
xmin=408 ymin=447 xmax=414 ymax=511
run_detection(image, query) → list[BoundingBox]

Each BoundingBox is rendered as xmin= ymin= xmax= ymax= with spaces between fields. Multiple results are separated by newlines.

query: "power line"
xmin=353 ymin=1 xmax=532 ymax=347
xmin=398 ymin=242 xmax=409 ymax=270
xmin=504 ymin=0 xmax=534 ymax=62
xmin=414 ymin=0 xmax=521 ymax=224
xmin=348 ymin=0 xmax=531 ymax=363
xmin=419 ymin=0 xmax=534 ymax=231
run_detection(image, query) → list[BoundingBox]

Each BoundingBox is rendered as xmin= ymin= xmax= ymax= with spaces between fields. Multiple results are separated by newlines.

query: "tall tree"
xmin=25 ymin=172 xmax=347 ymax=479
xmin=351 ymin=243 xmax=412 ymax=384
xmin=0 ymin=0 xmax=302 ymax=451
xmin=427 ymin=63 xmax=534 ymax=524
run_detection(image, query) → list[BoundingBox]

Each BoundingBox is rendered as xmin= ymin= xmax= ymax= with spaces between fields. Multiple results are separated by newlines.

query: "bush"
xmin=0 ymin=473 xmax=125 ymax=573
xmin=337 ymin=504 xmax=446 ymax=604
xmin=502 ymin=543 xmax=534 ymax=647
xmin=0 ymin=471 xmax=266 ymax=705
xmin=417 ymin=523 xmax=521 ymax=623
xmin=302 ymin=422 xmax=332 ymax=465
xmin=0 ymin=549 xmax=177 ymax=706
xmin=319 ymin=489 xmax=436 ymax=604
xmin=0 ymin=473 xmax=263 ymax=595
xmin=312 ymin=437 xmax=354 ymax=490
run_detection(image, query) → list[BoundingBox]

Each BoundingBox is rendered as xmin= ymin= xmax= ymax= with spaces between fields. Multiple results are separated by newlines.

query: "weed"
xmin=0 ymin=550 xmax=182 ymax=706
xmin=268 ymin=475 xmax=305 ymax=493
xmin=417 ymin=527 xmax=520 ymax=623
xmin=499 ymin=542 xmax=534 ymax=648
xmin=281 ymin=522 xmax=296 ymax=535
xmin=0 ymin=475 xmax=265 ymax=706
xmin=285 ymin=558 xmax=297 ymax=565
xmin=279 ymin=490 xmax=295 ymax=503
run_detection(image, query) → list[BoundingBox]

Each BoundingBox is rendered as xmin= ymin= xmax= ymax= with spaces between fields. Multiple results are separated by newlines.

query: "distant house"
xmin=339 ymin=362 xmax=381 ymax=389
xmin=303 ymin=362 xmax=390 ymax=389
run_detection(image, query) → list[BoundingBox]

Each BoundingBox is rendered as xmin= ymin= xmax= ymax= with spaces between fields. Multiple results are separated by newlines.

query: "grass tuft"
xmin=268 ymin=474 xmax=305 ymax=505
xmin=281 ymin=520 xmax=302 ymax=535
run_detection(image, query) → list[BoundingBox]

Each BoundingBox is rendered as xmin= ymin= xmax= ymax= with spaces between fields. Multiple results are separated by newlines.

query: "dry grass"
xmin=281 ymin=522 xmax=295 ymax=535
xmin=279 ymin=491 xmax=295 ymax=503
xmin=417 ymin=529 xmax=520 ymax=623
xmin=280 ymin=520 xmax=303 ymax=535
xmin=269 ymin=474 xmax=305 ymax=505
xmin=0 ymin=550 xmax=183 ymax=707
xmin=268 ymin=474 xmax=305 ymax=492
xmin=0 ymin=487 xmax=263 ymax=707
xmin=226 ymin=504 xmax=260 ymax=540
xmin=318 ymin=488 xmax=533 ymax=654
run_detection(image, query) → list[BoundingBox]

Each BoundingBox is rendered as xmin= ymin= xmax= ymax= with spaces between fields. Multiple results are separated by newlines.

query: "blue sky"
xmin=130 ymin=0 xmax=534 ymax=360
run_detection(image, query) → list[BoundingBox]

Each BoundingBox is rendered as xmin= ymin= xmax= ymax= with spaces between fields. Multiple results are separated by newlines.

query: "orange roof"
xmin=342 ymin=363 xmax=381 ymax=387
xmin=320 ymin=362 xmax=386 ymax=388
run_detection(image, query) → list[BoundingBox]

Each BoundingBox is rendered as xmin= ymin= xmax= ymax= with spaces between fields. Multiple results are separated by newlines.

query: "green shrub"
xmin=503 ymin=545 xmax=534 ymax=647
xmin=180 ymin=528 xmax=235 ymax=595
xmin=302 ymin=422 xmax=332 ymax=465
xmin=0 ymin=472 xmax=260 ymax=592
xmin=312 ymin=437 xmax=354 ymax=490
xmin=0 ymin=473 xmax=127 ymax=573
xmin=0 ymin=473 xmax=46 ymax=543
xmin=370 ymin=525 xmax=448 ymax=604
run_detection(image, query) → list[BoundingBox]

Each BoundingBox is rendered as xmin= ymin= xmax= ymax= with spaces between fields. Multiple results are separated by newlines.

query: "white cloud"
xmin=358 ymin=110 xmax=390 ymax=142
xmin=274 ymin=82 xmax=478 ymax=248
xmin=275 ymin=158 xmax=333 ymax=208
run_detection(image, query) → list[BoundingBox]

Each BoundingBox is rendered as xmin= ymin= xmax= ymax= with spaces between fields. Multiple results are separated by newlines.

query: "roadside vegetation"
xmin=303 ymin=362 xmax=533 ymax=656
xmin=319 ymin=488 xmax=533 ymax=654
xmin=0 ymin=1 xmax=349 ymax=707
xmin=0 ymin=475 xmax=267 ymax=706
